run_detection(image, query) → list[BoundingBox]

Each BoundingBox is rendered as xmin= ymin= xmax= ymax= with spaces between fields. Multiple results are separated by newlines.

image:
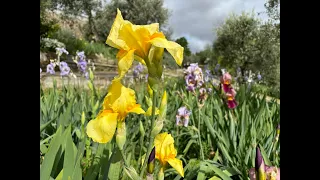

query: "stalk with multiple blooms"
xmin=220 ymin=70 xmax=238 ymax=109
xmin=45 ymin=48 xmax=76 ymax=78
xmin=85 ymin=8 xmax=185 ymax=179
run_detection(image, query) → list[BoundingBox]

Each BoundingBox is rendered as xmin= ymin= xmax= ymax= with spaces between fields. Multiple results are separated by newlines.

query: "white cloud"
xmin=163 ymin=0 xmax=269 ymax=53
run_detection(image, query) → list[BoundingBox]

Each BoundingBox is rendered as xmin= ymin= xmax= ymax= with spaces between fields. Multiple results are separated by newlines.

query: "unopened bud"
xmin=139 ymin=120 xmax=145 ymax=137
xmin=151 ymin=120 xmax=163 ymax=137
xmin=89 ymin=68 xmax=94 ymax=81
xmin=158 ymin=167 xmax=164 ymax=180
xmin=255 ymin=147 xmax=266 ymax=180
xmin=116 ymin=121 xmax=126 ymax=150
xmin=81 ymin=111 xmax=86 ymax=125
xmin=147 ymin=147 xmax=155 ymax=174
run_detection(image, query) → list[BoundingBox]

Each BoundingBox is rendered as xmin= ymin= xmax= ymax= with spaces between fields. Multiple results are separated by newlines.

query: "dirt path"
xmin=40 ymin=69 xmax=279 ymax=104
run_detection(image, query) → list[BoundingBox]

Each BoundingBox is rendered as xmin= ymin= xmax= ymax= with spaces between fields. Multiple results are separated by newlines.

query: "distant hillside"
xmin=47 ymin=10 xmax=88 ymax=39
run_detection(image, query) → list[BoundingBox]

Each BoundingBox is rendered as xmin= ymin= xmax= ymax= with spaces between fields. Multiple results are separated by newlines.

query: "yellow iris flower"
xmin=154 ymin=132 xmax=184 ymax=177
xmin=106 ymin=9 xmax=184 ymax=80
xmin=86 ymin=80 xmax=145 ymax=143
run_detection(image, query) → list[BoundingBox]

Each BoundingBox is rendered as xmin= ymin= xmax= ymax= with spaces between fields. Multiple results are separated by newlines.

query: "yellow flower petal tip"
xmin=86 ymin=111 xmax=118 ymax=143
xmin=168 ymin=158 xmax=184 ymax=177
xmin=154 ymin=132 xmax=184 ymax=177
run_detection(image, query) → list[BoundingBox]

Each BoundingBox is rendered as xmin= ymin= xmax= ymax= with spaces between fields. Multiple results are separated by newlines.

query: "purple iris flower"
xmin=59 ymin=62 xmax=70 ymax=76
xmin=46 ymin=63 xmax=55 ymax=74
xmin=176 ymin=106 xmax=192 ymax=127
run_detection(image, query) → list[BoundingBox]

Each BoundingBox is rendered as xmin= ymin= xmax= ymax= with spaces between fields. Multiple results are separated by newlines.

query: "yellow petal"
xmin=134 ymin=55 xmax=146 ymax=65
xmin=167 ymin=158 xmax=184 ymax=177
xmin=154 ymin=132 xmax=177 ymax=163
xmin=118 ymin=23 xmax=152 ymax=58
xmin=106 ymin=9 xmax=127 ymax=50
xmin=128 ymin=104 xmax=146 ymax=114
xmin=103 ymin=80 xmax=143 ymax=120
xmin=149 ymin=37 xmax=184 ymax=66
xmin=145 ymin=106 xmax=160 ymax=116
xmin=86 ymin=111 xmax=118 ymax=143
xmin=133 ymin=23 xmax=160 ymax=35
xmin=147 ymin=84 xmax=153 ymax=98
xmin=116 ymin=49 xmax=135 ymax=80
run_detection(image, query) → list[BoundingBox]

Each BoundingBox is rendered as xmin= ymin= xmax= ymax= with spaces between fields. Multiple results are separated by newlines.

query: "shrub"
xmin=40 ymin=38 xmax=65 ymax=52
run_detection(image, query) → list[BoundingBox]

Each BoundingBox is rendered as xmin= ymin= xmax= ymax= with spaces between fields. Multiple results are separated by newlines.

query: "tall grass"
xmin=40 ymin=77 xmax=280 ymax=180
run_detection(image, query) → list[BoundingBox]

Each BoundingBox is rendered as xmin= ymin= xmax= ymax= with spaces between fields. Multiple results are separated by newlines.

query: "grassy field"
xmin=40 ymin=75 xmax=280 ymax=180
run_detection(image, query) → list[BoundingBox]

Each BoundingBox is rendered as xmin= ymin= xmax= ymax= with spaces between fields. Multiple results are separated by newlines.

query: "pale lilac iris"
xmin=56 ymin=47 xmax=69 ymax=55
xmin=257 ymin=74 xmax=262 ymax=81
xmin=176 ymin=106 xmax=192 ymax=127
xmin=77 ymin=51 xmax=85 ymax=61
xmin=205 ymin=69 xmax=212 ymax=82
xmin=133 ymin=63 xmax=144 ymax=78
xmin=84 ymin=71 xmax=89 ymax=79
xmin=59 ymin=62 xmax=70 ymax=76
xmin=78 ymin=60 xmax=87 ymax=73
xmin=46 ymin=63 xmax=55 ymax=74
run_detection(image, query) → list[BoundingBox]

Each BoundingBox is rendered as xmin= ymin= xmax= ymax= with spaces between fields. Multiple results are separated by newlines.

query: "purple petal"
xmin=227 ymin=100 xmax=237 ymax=109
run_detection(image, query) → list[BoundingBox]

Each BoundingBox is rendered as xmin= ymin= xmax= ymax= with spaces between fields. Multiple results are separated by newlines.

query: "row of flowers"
xmin=40 ymin=48 xmax=94 ymax=79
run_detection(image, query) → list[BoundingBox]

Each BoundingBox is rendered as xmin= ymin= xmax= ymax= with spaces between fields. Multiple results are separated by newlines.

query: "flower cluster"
xmin=56 ymin=47 xmax=69 ymax=56
xmin=204 ymin=69 xmax=213 ymax=83
xmin=85 ymin=9 xmax=184 ymax=179
xmin=176 ymin=106 xmax=191 ymax=127
xmin=59 ymin=62 xmax=71 ymax=76
xmin=44 ymin=48 xmax=77 ymax=78
xmin=73 ymin=51 xmax=91 ymax=79
xmin=184 ymin=63 xmax=204 ymax=91
xmin=220 ymin=71 xmax=238 ymax=109
xmin=133 ymin=62 xmax=145 ymax=79
xmin=235 ymin=68 xmax=262 ymax=86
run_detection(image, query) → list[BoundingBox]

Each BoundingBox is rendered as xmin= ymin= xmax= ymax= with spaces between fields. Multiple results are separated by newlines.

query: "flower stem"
xmin=140 ymin=91 xmax=157 ymax=178
xmin=119 ymin=148 xmax=129 ymax=167
xmin=137 ymin=134 xmax=144 ymax=169
xmin=176 ymin=126 xmax=180 ymax=147
xmin=198 ymin=108 xmax=205 ymax=160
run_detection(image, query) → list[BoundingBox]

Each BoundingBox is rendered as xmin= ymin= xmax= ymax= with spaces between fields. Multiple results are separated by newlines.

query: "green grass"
xmin=40 ymin=77 xmax=280 ymax=180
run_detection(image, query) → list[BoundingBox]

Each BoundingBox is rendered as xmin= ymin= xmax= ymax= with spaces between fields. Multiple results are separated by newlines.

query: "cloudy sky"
xmin=163 ymin=0 xmax=269 ymax=53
